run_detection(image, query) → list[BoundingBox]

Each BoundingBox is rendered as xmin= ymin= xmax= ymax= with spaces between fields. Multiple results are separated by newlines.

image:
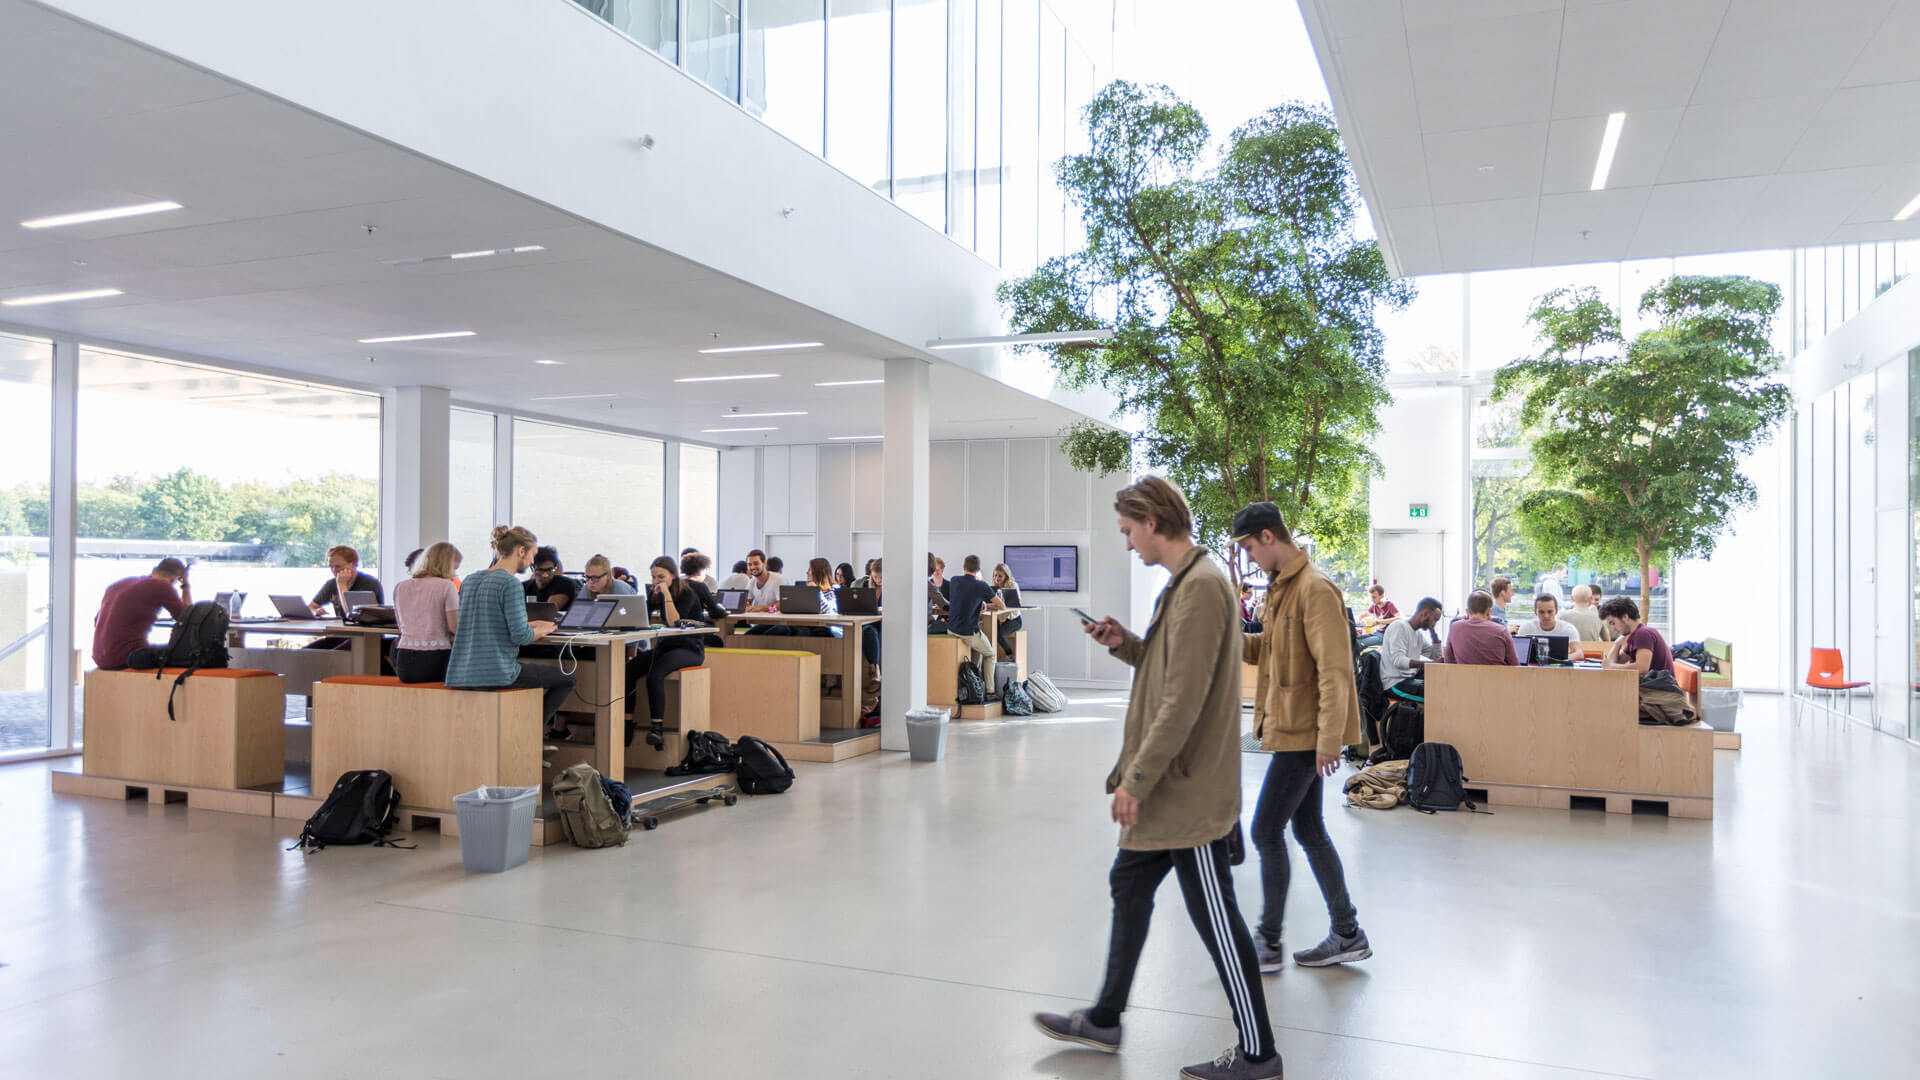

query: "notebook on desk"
xmin=1526 ymin=635 xmax=1571 ymax=665
xmin=269 ymin=594 xmax=314 ymax=619
xmin=834 ymin=587 xmax=879 ymax=615
xmin=524 ymin=600 xmax=560 ymax=625
xmin=546 ymin=597 xmax=615 ymax=635
xmin=603 ymin=597 xmax=655 ymax=629
xmin=715 ymin=588 xmax=748 ymax=614
xmin=779 ymin=585 xmax=824 ymax=615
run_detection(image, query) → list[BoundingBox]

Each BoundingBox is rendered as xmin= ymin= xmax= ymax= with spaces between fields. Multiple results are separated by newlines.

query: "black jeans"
xmin=626 ymin=639 xmax=706 ymax=728
xmin=508 ymin=663 xmax=575 ymax=729
xmin=1388 ymin=676 xmax=1425 ymax=700
xmin=1095 ymin=837 xmax=1275 ymax=1061
xmin=1251 ymin=750 xmax=1359 ymax=945
xmin=861 ymin=623 xmax=882 ymax=667
xmin=394 ymin=647 xmax=450 ymax=684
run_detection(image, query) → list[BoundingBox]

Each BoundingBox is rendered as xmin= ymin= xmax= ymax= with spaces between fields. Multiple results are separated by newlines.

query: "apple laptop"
xmin=603 ymin=597 xmax=655 ymax=629
xmin=270 ymin=594 xmax=314 ymax=619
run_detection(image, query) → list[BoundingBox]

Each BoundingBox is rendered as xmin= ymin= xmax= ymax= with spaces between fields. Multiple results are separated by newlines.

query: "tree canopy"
xmin=998 ymin=82 xmax=1410 ymax=568
xmin=1491 ymin=275 xmax=1792 ymax=615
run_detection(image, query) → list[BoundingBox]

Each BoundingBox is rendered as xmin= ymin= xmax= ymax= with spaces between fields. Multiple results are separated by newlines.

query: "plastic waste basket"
xmin=453 ymin=785 xmax=539 ymax=872
xmin=1698 ymin=688 xmax=1742 ymax=732
xmin=905 ymin=707 xmax=950 ymax=762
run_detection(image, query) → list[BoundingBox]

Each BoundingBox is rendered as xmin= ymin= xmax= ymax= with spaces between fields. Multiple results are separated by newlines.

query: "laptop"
xmin=1528 ymin=635 xmax=1571 ymax=665
xmin=835 ymin=587 xmax=880 ymax=615
xmin=524 ymin=600 xmax=560 ymax=625
xmin=342 ymin=590 xmax=378 ymax=616
xmin=780 ymin=585 xmax=823 ymax=615
xmin=715 ymin=588 xmax=749 ymax=614
xmin=603 ymin=597 xmax=654 ymax=629
xmin=548 ymin=597 xmax=615 ymax=635
xmin=269 ymin=594 xmax=315 ymax=619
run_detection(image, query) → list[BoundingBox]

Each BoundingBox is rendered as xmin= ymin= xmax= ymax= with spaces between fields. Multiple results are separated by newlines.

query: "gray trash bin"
xmin=1698 ymin=688 xmax=1742 ymax=732
xmin=452 ymin=786 xmax=539 ymax=872
xmin=905 ymin=707 xmax=950 ymax=762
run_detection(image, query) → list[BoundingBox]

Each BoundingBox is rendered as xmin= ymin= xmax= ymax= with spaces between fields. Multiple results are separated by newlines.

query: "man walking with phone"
xmin=1032 ymin=476 xmax=1280 ymax=1080
xmin=1234 ymin=502 xmax=1371 ymax=972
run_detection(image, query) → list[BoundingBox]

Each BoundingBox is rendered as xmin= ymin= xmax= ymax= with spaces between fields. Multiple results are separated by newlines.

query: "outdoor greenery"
xmin=999 ymin=82 xmax=1410 ymax=577
xmin=1492 ymin=275 xmax=1792 ymax=616
xmin=0 ymin=469 xmax=379 ymax=566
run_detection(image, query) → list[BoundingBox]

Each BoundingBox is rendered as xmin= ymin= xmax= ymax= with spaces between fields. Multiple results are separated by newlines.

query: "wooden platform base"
xmin=770 ymin=731 xmax=881 ymax=762
xmin=1470 ymin=781 xmax=1713 ymax=819
xmin=1713 ymin=730 xmax=1742 ymax=750
xmin=957 ymin=702 xmax=1003 ymax=721
xmin=52 ymin=769 xmax=277 ymax=816
xmin=273 ymin=791 xmax=565 ymax=846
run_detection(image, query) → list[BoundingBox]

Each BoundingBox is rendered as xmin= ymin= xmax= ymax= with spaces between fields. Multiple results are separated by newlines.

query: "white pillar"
xmin=48 ymin=337 xmax=79 ymax=753
xmin=380 ymin=386 xmax=452 ymax=577
xmin=880 ymin=357 xmax=931 ymax=752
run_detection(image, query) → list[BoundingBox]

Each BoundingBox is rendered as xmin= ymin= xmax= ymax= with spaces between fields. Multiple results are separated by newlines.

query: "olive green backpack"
xmin=552 ymin=763 xmax=629 ymax=848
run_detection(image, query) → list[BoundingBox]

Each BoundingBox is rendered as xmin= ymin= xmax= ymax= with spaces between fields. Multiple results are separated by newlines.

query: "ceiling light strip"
xmin=20 ymin=201 xmax=182 ymax=229
xmin=926 ymin=329 xmax=1116 ymax=350
xmin=530 ymin=393 xmax=616 ymax=401
xmin=829 ymin=434 xmax=883 ymax=441
xmin=1 ymin=287 xmax=124 ymax=306
xmin=814 ymin=379 xmax=883 ymax=387
xmin=1590 ymin=112 xmax=1626 ymax=192
xmin=1894 ymin=188 xmax=1920 ymax=223
xmin=701 ymin=426 xmax=778 ymax=433
xmin=674 ymin=373 xmax=781 ymax=383
xmin=696 ymin=342 xmax=824 ymax=354
xmin=356 ymin=330 xmax=476 ymax=344
xmin=721 ymin=411 xmax=807 ymax=418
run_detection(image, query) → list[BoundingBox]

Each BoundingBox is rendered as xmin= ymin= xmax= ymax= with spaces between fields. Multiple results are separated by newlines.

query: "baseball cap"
xmin=1229 ymin=502 xmax=1287 ymax=543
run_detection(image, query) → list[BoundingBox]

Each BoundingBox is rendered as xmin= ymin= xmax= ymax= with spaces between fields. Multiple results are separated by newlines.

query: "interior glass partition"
xmin=0 ymin=333 xmax=53 ymax=754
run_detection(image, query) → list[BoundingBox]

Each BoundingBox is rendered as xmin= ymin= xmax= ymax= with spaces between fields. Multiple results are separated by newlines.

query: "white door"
xmin=1373 ymin=530 xmax=1445 ymax=612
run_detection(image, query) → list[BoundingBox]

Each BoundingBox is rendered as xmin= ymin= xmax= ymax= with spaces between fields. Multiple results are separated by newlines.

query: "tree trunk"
xmin=1637 ymin=541 xmax=1653 ymax=627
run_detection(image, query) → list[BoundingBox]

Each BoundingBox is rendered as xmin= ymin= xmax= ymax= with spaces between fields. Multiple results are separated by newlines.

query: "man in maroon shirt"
xmin=1442 ymin=592 xmax=1518 ymax=666
xmin=1598 ymin=597 xmax=1672 ymax=673
xmin=93 ymin=558 xmax=191 ymax=670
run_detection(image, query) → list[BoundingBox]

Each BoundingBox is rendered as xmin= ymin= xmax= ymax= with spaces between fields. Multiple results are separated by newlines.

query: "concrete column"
xmin=380 ymin=386 xmax=452 ymax=575
xmin=880 ymin=357 xmax=931 ymax=752
xmin=493 ymin=412 xmax=514 ymax=526
xmin=48 ymin=337 xmax=79 ymax=753
xmin=662 ymin=440 xmax=682 ymax=558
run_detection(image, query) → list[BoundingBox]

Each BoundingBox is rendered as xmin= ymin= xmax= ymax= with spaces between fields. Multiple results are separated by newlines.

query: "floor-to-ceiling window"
xmin=448 ymin=408 xmax=497 ymax=558
xmin=576 ymin=0 xmax=678 ymax=60
xmin=0 ymin=333 xmax=53 ymax=755
xmin=892 ymin=0 xmax=949 ymax=229
xmin=745 ymin=0 xmax=826 ymax=154
xmin=826 ymin=0 xmax=893 ymax=197
xmin=511 ymin=419 xmax=664 ymax=567
xmin=687 ymin=0 xmax=743 ymax=100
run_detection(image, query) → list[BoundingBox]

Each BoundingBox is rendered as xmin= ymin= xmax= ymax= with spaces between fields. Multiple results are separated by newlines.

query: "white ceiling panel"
xmin=1305 ymin=0 xmax=1920 ymax=274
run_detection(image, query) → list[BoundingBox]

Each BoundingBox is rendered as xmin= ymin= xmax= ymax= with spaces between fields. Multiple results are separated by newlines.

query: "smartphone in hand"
xmin=1070 ymin=607 xmax=1097 ymax=624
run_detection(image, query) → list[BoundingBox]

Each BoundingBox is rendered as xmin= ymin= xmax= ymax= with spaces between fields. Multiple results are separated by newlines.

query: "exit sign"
xmin=1409 ymin=504 xmax=1429 ymax=519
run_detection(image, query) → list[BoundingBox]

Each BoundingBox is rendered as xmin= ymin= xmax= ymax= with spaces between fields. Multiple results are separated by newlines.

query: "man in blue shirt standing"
xmin=945 ymin=554 xmax=1004 ymax=674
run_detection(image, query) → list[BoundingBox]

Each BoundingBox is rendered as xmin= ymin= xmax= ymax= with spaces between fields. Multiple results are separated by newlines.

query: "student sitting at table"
xmin=743 ymin=549 xmax=781 ymax=612
xmin=92 ymin=557 xmax=191 ymax=671
xmin=765 ymin=556 xmax=788 ymax=586
xmin=926 ymin=553 xmax=951 ymax=630
xmin=1443 ymin=591 xmax=1519 ymax=666
xmin=990 ymin=562 xmax=1024 ymax=660
xmin=1598 ymin=597 xmax=1672 ymax=673
xmin=788 ymin=557 xmax=842 ymax=638
xmin=1366 ymin=583 xmax=1400 ymax=625
xmin=309 ymin=545 xmax=383 ymax=618
xmin=393 ymin=542 xmax=461 ymax=684
xmin=581 ymin=553 xmax=636 ymax=600
xmin=859 ymin=559 xmax=886 ymax=723
xmin=523 ymin=546 xmax=578 ymax=611
xmin=1513 ymin=593 xmax=1581 ymax=661
xmin=445 ymin=526 xmax=571 ymax=738
xmin=680 ymin=550 xmax=716 ymax=589
xmin=719 ymin=560 xmax=752 ymax=591
xmin=945 ymin=554 xmax=1003 ymax=674
xmin=1561 ymin=584 xmax=1607 ymax=643
xmin=1485 ymin=577 xmax=1515 ymax=627
xmin=628 ymin=556 xmax=729 ymax=748
xmin=835 ymin=562 xmax=857 ymax=590
xmin=1379 ymin=597 xmax=1443 ymax=699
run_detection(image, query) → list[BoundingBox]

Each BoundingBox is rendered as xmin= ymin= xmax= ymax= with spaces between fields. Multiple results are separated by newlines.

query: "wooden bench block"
xmin=1242 ymin=662 xmax=1259 ymax=703
xmin=663 ymin=667 xmax=710 ymax=730
xmin=737 ymin=633 xmax=847 ymax=676
xmin=310 ymin=676 xmax=543 ymax=812
xmin=82 ymin=668 xmax=287 ymax=790
xmin=702 ymin=649 xmax=820 ymax=743
xmin=927 ymin=636 xmax=970 ymax=708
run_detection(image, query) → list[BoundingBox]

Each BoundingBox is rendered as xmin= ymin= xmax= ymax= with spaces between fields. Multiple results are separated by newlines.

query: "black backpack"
xmin=666 ymin=729 xmax=738 ymax=776
xmin=153 ymin=601 xmax=231 ymax=722
xmin=291 ymin=770 xmax=412 ymax=852
xmin=1406 ymin=742 xmax=1487 ymax=814
xmin=1368 ymin=697 xmax=1425 ymax=764
xmin=956 ymin=660 xmax=987 ymax=706
xmin=733 ymin=735 xmax=795 ymax=795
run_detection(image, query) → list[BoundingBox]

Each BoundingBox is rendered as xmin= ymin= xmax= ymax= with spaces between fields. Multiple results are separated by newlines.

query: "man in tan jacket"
xmin=1033 ymin=477 xmax=1280 ymax=1080
xmin=1235 ymin=501 xmax=1372 ymax=973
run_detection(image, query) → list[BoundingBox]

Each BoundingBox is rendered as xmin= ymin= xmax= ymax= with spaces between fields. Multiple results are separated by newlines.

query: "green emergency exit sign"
xmin=1409 ymin=504 xmax=1429 ymax=518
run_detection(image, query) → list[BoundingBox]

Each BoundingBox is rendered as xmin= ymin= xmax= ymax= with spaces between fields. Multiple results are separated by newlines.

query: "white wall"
xmin=731 ymin=436 xmax=1131 ymax=686
xmin=1369 ymin=383 xmax=1469 ymax=612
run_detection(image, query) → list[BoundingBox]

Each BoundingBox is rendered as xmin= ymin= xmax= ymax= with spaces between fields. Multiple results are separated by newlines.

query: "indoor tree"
xmin=998 ymin=83 xmax=1410 ymax=577
xmin=1492 ymin=276 xmax=1792 ymax=617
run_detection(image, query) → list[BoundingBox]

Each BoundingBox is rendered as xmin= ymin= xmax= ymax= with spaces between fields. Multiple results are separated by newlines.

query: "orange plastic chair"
xmin=1799 ymin=648 xmax=1871 ymax=720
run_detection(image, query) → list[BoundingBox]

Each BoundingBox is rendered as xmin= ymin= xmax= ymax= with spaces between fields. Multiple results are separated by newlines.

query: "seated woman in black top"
xmin=628 ymin=556 xmax=729 ymax=749
xmin=305 ymin=544 xmax=384 ymax=651
xmin=990 ymin=562 xmax=1024 ymax=659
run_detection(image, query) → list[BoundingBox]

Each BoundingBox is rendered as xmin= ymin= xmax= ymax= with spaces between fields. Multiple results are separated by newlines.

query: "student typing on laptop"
xmin=445 ymin=526 xmax=573 ymax=739
xmin=305 ymin=545 xmax=382 ymax=652
xmin=1443 ymin=592 xmax=1519 ymax=666
xmin=626 ymin=557 xmax=727 ymax=750
xmin=1512 ymin=593 xmax=1581 ymax=662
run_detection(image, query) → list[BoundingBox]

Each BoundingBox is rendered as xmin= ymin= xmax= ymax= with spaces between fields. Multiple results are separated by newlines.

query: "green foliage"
xmin=999 ymin=83 xmax=1410 ymax=568
xmin=1491 ymin=275 xmax=1792 ymax=613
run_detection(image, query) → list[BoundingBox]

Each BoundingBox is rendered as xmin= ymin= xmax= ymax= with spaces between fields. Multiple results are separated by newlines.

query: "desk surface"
xmin=226 ymin=620 xmax=710 ymax=646
xmin=721 ymin=613 xmax=881 ymax=626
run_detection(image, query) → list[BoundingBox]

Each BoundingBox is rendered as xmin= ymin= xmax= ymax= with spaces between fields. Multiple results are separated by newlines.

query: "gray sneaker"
xmin=1032 ymin=1009 xmax=1121 ymax=1053
xmin=1255 ymin=937 xmax=1286 ymax=974
xmin=1180 ymin=1046 xmax=1284 ymax=1080
xmin=1293 ymin=928 xmax=1371 ymax=967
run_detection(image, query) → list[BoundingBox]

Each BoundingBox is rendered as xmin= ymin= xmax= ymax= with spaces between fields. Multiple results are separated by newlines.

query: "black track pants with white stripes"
xmin=1093 ymin=836 xmax=1276 ymax=1061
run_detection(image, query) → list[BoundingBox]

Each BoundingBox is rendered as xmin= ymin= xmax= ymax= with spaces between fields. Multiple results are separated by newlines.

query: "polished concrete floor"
xmin=2 ymin=696 xmax=1916 ymax=1079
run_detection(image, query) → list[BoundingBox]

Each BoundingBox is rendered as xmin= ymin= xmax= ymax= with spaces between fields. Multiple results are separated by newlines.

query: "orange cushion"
xmin=150 ymin=668 xmax=278 ymax=679
xmin=1673 ymin=660 xmax=1700 ymax=694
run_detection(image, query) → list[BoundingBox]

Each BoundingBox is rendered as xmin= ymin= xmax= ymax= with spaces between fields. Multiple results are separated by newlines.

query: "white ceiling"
xmin=0 ymin=0 xmax=1088 ymax=446
xmin=1299 ymin=0 xmax=1920 ymax=275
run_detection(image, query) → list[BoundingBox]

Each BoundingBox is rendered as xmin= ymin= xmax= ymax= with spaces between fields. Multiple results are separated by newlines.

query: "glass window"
xmin=678 ymin=445 xmax=721 ymax=567
xmin=744 ymin=0 xmax=825 ymax=154
xmin=0 ymin=333 xmax=53 ymax=754
xmin=75 ymin=349 xmax=382 ymax=708
xmin=827 ymin=0 xmax=893 ymax=197
xmin=1065 ymin=38 xmax=1094 ymax=248
xmin=893 ymin=0 xmax=948 ymax=230
xmin=1000 ymin=0 xmax=1040 ymax=272
xmin=947 ymin=0 xmax=977 ymax=245
xmin=1037 ymin=8 xmax=1065 ymax=262
xmin=687 ymin=0 xmax=743 ymax=101
xmin=574 ymin=0 xmax=678 ymax=61
xmin=975 ymin=0 xmax=1003 ymax=263
xmin=512 ymin=420 xmax=663 ymax=568
xmin=1910 ymin=348 xmax=1920 ymax=737
xmin=448 ymin=409 xmax=496 ymax=558
xmin=1381 ymin=273 xmax=1463 ymax=374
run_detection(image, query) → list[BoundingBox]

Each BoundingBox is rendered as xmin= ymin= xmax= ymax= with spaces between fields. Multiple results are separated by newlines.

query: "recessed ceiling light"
xmin=531 ymin=392 xmax=614 ymax=401
xmin=356 ymin=330 xmax=476 ymax=344
xmin=1476 ymin=164 xmax=1496 ymax=173
xmin=828 ymin=434 xmax=883 ymax=441
xmin=721 ymin=411 xmax=807 ymax=418
xmin=20 ymin=201 xmax=182 ymax=229
xmin=815 ymin=379 xmax=883 ymax=387
xmin=1894 ymin=188 xmax=1920 ymax=223
xmin=696 ymin=342 xmax=824 ymax=354
xmin=926 ymin=329 xmax=1115 ymax=350
xmin=1590 ymin=111 xmax=1626 ymax=192
xmin=383 ymin=245 xmax=547 ymax=266
xmin=675 ymin=373 xmax=780 ymax=383
xmin=1 ymin=287 xmax=124 ymax=307
xmin=534 ymin=359 xmax=566 ymax=366
xmin=701 ymin=426 xmax=778 ymax=433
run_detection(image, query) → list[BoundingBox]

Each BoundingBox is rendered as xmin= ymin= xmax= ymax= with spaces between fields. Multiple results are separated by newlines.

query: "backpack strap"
xmin=165 ymin=666 xmax=196 ymax=722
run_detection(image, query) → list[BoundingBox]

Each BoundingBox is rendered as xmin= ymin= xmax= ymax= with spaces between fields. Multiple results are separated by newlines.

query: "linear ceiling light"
xmin=530 ymin=393 xmax=615 ymax=401
xmin=1 ymin=287 xmax=123 ymax=306
xmin=926 ymin=329 xmax=1116 ymax=350
xmin=696 ymin=341 xmax=824 ymax=354
xmin=815 ymin=379 xmax=883 ymax=387
xmin=721 ymin=411 xmax=807 ymax=418
xmin=356 ymin=330 xmax=476 ymax=344
xmin=20 ymin=200 xmax=182 ymax=229
xmin=829 ymin=434 xmax=883 ymax=441
xmin=701 ymin=426 xmax=778 ymax=433
xmin=534 ymin=359 xmax=566 ymax=365
xmin=1590 ymin=112 xmax=1626 ymax=191
xmin=674 ymin=373 xmax=780 ymax=383
xmin=384 ymin=245 xmax=546 ymax=266
xmin=1894 ymin=188 xmax=1920 ymax=223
